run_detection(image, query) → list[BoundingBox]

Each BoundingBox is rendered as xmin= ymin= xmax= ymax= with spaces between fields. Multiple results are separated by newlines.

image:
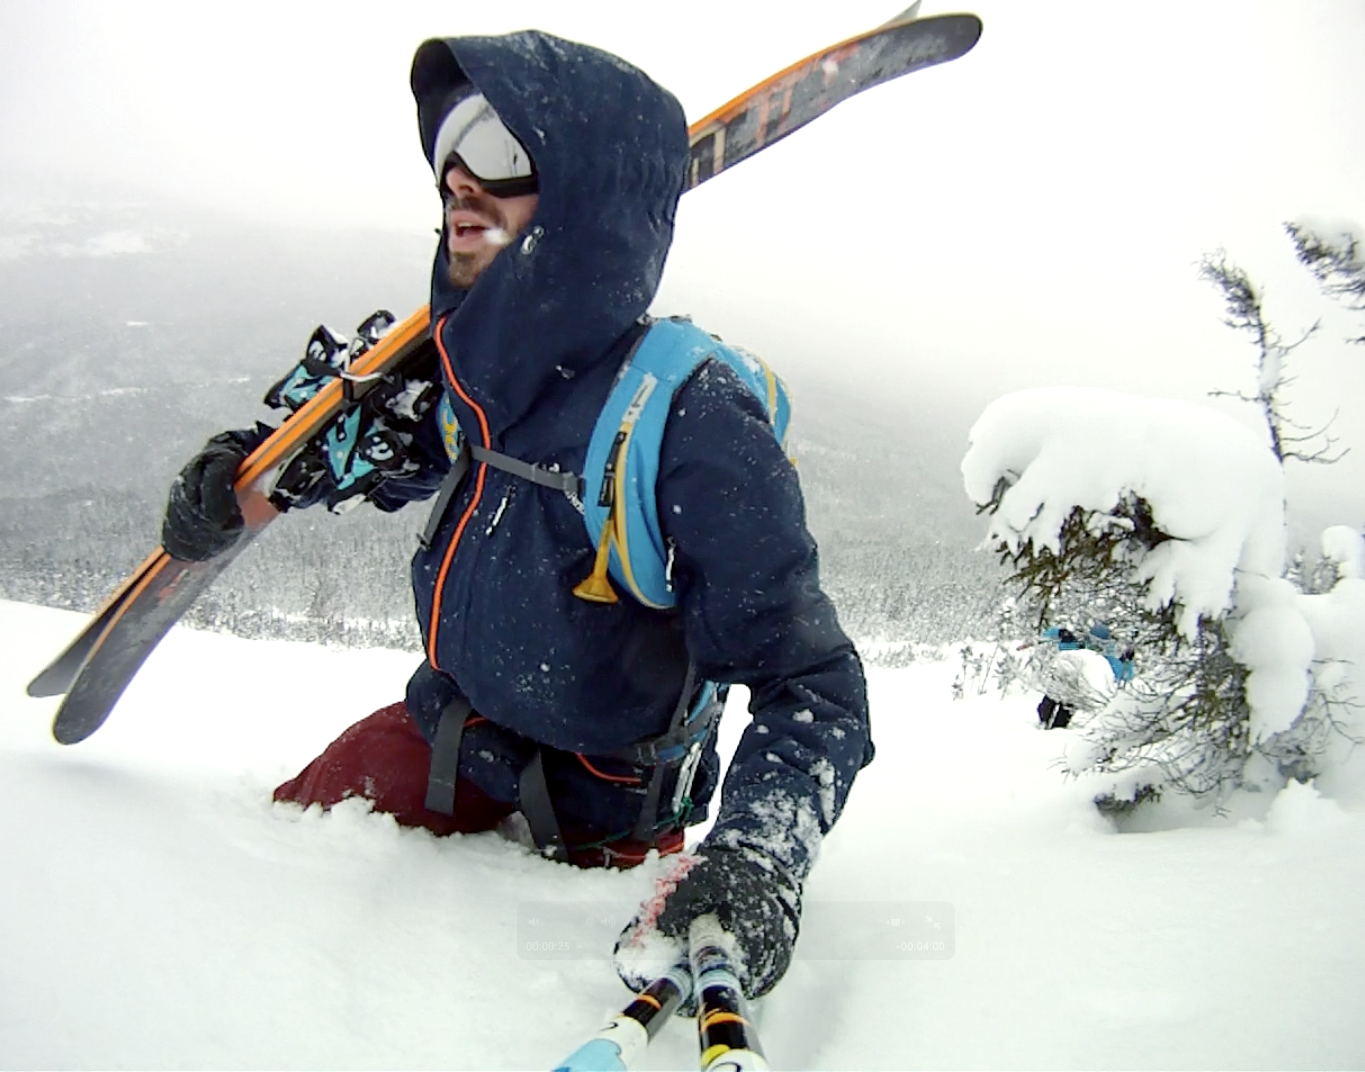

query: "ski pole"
xmin=690 ymin=915 xmax=769 ymax=1072
xmin=552 ymin=959 xmax=692 ymax=1072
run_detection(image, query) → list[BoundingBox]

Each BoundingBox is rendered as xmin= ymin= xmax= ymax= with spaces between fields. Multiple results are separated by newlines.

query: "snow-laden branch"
xmin=961 ymin=387 xmax=1285 ymax=639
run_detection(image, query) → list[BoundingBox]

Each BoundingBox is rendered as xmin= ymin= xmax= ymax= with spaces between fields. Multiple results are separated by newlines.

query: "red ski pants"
xmin=273 ymin=702 xmax=682 ymax=869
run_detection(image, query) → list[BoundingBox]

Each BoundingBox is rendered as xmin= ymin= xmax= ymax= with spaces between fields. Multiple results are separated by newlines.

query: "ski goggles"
xmin=432 ymin=92 xmax=538 ymax=198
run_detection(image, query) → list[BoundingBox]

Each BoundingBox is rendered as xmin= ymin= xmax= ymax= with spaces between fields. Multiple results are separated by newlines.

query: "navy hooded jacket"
xmin=384 ymin=30 xmax=871 ymax=881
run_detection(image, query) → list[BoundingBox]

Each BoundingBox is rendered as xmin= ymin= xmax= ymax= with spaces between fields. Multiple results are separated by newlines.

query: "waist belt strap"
xmin=604 ymin=714 xmax=713 ymax=768
xmin=519 ymin=749 xmax=569 ymax=863
xmin=630 ymin=663 xmax=700 ymax=843
xmin=425 ymin=694 xmax=473 ymax=815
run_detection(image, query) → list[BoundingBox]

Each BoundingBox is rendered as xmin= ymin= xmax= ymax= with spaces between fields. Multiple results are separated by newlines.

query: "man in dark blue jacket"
xmin=163 ymin=29 xmax=871 ymax=1003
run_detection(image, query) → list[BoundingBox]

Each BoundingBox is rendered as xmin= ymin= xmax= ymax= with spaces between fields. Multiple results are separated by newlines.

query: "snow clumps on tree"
xmin=962 ymin=386 xmax=1365 ymax=814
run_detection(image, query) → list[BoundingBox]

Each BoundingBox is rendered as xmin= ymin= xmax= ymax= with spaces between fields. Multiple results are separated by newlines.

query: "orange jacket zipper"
xmin=426 ymin=315 xmax=494 ymax=670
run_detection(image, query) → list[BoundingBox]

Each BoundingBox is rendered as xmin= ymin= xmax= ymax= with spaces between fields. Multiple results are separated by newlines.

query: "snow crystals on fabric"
xmin=389 ymin=379 xmax=432 ymax=422
xmin=714 ymin=790 xmax=823 ymax=880
xmin=810 ymin=758 xmax=838 ymax=827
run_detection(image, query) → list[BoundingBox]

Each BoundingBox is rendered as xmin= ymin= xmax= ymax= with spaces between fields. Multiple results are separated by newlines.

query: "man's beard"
xmin=444 ymin=191 xmax=507 ymax=289
xmin=446 ymin=251 xmax=483 ymax=289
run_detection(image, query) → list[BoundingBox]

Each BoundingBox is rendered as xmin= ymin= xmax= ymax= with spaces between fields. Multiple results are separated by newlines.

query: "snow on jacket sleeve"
xmin=658 ymin=359 xmax=872 ymax=882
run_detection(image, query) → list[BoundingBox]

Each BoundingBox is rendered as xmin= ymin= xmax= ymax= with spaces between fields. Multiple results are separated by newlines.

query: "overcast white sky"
xmin=3 ymin=0 xmax=1364 ymax=532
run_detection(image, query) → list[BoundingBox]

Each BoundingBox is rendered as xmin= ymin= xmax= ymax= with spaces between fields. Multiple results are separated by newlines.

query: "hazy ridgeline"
xmin=0 ymin=184 xmax=1007 ymax=663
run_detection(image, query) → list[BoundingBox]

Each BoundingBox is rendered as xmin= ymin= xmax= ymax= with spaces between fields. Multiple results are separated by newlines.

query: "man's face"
xmin=443 ymin=164 xmax=540 ymax=289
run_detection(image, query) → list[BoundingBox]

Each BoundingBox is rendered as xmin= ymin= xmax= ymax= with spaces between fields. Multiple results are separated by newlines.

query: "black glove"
xmin=613 ymin=845 xmax=801 ymax=1005
xmin=162 ymin=427 xmax=270 ymax=561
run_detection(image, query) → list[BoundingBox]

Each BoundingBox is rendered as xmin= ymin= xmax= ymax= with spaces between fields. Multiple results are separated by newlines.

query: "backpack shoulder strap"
xmin=574 ymin=317 xmax=791 ymax=609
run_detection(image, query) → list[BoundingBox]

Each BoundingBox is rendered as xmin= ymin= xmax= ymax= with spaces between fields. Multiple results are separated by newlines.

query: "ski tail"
xmin=25 ymin=548 xmax=168 ymax=698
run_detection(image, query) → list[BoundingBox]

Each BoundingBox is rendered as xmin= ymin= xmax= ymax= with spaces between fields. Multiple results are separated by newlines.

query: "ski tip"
xmin=885 ymin=11 xmax=985 ymax=61
xmin=27 ymin=647 xmax=84 ymax=698
xmin=51 ymin=709 xmax=105 ymax=746
xmin=26 ymin=676 xmax=66 ymax=699
xmin=930 ymin=12 xmax=985 ymax=55
xmin=963 ymin=12 xmax=984 ymax=50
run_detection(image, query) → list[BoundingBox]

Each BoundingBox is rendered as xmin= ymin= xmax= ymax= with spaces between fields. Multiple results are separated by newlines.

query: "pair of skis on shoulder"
xmin=27 ymin=4 xmax=982 ymax=747
xmin=26 ymin=311 xmax=438 ymax=742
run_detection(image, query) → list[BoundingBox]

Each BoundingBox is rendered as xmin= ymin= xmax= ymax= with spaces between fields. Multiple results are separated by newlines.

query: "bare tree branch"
xmin=1199 ymin=248 xmax=1338 ymax=466
xmin=1287 ymin=221 xmax=1365 ymax=307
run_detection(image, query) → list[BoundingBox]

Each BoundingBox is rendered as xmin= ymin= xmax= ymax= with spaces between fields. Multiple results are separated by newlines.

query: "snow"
xmin=0 ymin=230 xmax=155 ymax=259
xmin=961 ymin=387 xmax=1287 ymax=638
xmin=1294 ymin=575 xmax=1365 ymax=791
xmin=1321 ymin=525 xmax=1365 ymax=579
xmin=5 ymin=599 xmax=1365 ymax=1069
xmin=1229 ymin=575 xmax=1316 ymax=741
xmin=1029 ymin=645 xmax=1119 ymax=713
xmin=1265 ymin=778 xmax=1350 ymax=836
xmin=81 ymin=230 xmax=153 ymax=257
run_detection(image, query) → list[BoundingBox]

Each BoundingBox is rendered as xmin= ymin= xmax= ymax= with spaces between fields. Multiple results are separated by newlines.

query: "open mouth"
xmin=447 ymin=211 xmax=511 ymax=251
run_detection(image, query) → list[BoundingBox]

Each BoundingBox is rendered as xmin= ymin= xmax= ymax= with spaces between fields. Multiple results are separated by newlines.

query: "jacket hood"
xmin=410 ymin=32 xmax=688 ymax=438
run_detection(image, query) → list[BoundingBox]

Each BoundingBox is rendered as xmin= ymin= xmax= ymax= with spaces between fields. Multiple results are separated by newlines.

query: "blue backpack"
xmin=572 ymin=316 xmax=793 ymax=608
xmin=1042 ymin=622 xmax=1135 ymax=683
xmin=429 ymin=315 xmax=792 ymax=608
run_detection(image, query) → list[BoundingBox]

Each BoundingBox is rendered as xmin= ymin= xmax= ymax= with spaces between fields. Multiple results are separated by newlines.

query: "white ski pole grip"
xmin=689 ymin=914 xmax=769 ymax=1072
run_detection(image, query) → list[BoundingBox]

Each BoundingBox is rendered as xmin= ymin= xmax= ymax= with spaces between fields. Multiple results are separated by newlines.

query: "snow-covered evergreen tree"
xmin=962 ymin=386 xmax=1365 ymax=815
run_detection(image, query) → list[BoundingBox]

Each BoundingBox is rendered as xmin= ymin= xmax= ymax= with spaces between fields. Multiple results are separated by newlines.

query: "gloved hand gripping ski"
xmin=162 ymin=425 xmax=273 ymax=561
xmin=265 ymin=310 xmax=442 ymax=513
